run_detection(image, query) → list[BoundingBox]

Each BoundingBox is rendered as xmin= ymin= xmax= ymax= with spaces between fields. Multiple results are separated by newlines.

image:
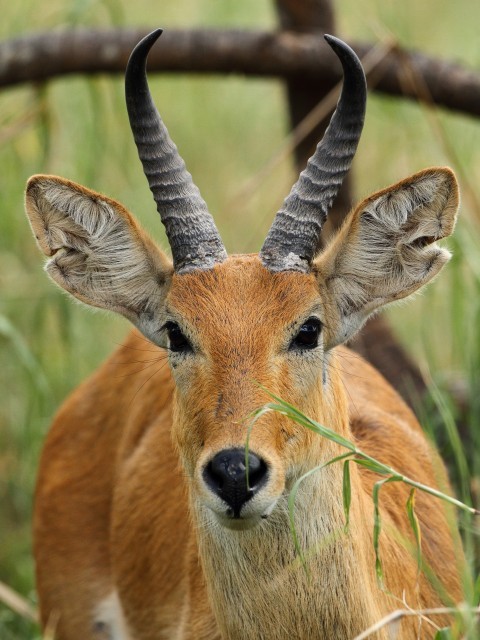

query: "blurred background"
xmin=1 ymin=0 xmax=479 ymax=637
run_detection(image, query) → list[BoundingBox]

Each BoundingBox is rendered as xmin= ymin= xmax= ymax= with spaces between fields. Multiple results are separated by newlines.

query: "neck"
xmin=193 ymin=463 xmax=387 ymax=640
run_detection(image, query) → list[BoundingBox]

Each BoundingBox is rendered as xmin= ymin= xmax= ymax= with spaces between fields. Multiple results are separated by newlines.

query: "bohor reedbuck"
xmin=27 ymin=30 xmax=464 ymax=640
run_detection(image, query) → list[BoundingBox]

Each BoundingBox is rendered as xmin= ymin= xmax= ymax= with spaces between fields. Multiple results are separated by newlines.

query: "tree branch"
xmin=274 ymin=0 xmax=339 ymax=171
xmin=1 ymin=28 xmax=479 ymax=118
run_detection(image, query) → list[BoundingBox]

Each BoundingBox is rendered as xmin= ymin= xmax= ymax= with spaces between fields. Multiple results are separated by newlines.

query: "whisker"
xmin=114 ymin=360 xmax=169 ymax=380
xmin=114 ymin=341 xmax=165 ymax=354
xmin=128 ymin=363 xmax=170 ymax=408
xmin=111 ymin=356 xmax=169 ymax=366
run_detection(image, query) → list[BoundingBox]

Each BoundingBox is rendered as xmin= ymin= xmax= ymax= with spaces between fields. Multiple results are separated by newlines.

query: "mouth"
xmin=216 ymin=514 xmax=261 ymax=531
xmin=211 ymin=499 xmax=278 ymax=531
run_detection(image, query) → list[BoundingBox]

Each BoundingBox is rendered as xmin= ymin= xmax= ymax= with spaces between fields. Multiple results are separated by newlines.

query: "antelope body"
xmin=27 ymin=31 xmax=464 ymax=640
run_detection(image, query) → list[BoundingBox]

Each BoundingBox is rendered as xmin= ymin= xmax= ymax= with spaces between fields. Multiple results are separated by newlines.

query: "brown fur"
xmin=27 ymin=168 xmax=465 ymax=639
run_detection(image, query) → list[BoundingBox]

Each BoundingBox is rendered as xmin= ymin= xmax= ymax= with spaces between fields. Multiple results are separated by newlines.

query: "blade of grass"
xmin=287 ymin=452 xmax=353 ymax=570
xmin=0 ymin=314 xmax=50 ymax=396
xmin=252 ymin=391 xmax=479 ymax=588
xmin=343 ymin=460 xmax=351 ymax=533
xmin=263 ymin=394 xmax=479 ymax=516
xmin=373 ymin=476 xmax=402 ymax=586
xmin=0 ymin=580 xmax=38 ymax=623
xmin=406 ymin=488 xmax=423 ymax=579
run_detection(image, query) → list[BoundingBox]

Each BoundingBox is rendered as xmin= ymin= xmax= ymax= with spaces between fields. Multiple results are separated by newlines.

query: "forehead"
xmin=167 ymin=255 xmax=320 ymax=333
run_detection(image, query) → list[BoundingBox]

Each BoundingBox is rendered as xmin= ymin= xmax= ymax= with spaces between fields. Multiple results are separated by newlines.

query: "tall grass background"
xmin=0 ymin=0 xmax=479 ymax=637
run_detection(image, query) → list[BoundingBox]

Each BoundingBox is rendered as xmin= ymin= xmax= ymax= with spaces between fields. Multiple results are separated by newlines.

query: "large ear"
xmin=25 ymin=175 xmax=173 ymax=341
xmin=315 ymin=168 xmax=459 ymax=349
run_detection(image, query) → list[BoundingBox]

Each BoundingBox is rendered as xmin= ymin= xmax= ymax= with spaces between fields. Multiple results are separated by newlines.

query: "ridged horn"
xmin=259 ymin=35 xmax=367 ymax=273
xmin=125 ymin=29 xmax=227 ymax=273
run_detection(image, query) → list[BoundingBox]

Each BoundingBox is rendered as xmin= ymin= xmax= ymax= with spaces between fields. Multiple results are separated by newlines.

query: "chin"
xmin=214 ymin=514 xmax=263 ymax=531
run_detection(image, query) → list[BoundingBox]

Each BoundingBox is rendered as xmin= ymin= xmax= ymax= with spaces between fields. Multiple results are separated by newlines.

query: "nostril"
xmin=203 ymin=448 xmax=269 ymax=515
xmin=247 ymin=456 xmax=268 ymax=490
xmin=210 ymin=451 xmax=245 ymax=483
xmin=204 ymin=457 xmax=228 ymax=493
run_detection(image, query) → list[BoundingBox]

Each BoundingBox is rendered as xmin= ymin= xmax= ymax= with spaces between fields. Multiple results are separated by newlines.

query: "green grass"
xmin=254 ymin=395 xmax=479 ymax=637
xmin=1 ymin=0 xmax=480 ymax=637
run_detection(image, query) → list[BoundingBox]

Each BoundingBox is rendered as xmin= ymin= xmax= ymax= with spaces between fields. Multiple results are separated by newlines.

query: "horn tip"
xmin=323 ymin=33 xmax=340 ymax=48
xmin=323 ymin=34 xmax=355 ymax=59
xmin=126 ymin=28 xmax=164 ymax=88
xmin=130 ymin=28 xmax=164 ymax=61
xmin=323 ymin=33 xmax=365 ymax=92
xmin=150 ymin=27 xmax=164 ymax=40
xmin=139 ymin=28 xmax=164 ymax=49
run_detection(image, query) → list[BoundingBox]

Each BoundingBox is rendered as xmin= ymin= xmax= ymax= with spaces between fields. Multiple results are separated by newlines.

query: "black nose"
xmin=203 ymin=448 xmax=269 ymax=518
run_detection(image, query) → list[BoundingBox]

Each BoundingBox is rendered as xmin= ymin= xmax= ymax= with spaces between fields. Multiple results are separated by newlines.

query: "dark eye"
xmin=165 ymin=322 xmax=192 ymax=353
xmin=290 ymin=317 xmax=322 ymax=351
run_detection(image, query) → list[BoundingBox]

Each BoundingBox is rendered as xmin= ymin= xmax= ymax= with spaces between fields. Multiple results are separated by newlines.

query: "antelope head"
xmin=25 ymin=31 xmax=459 ymax=532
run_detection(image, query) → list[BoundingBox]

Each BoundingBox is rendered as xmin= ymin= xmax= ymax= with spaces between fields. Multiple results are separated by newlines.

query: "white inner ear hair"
xmin=37 ymin=180 xmax=165 ymax=317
